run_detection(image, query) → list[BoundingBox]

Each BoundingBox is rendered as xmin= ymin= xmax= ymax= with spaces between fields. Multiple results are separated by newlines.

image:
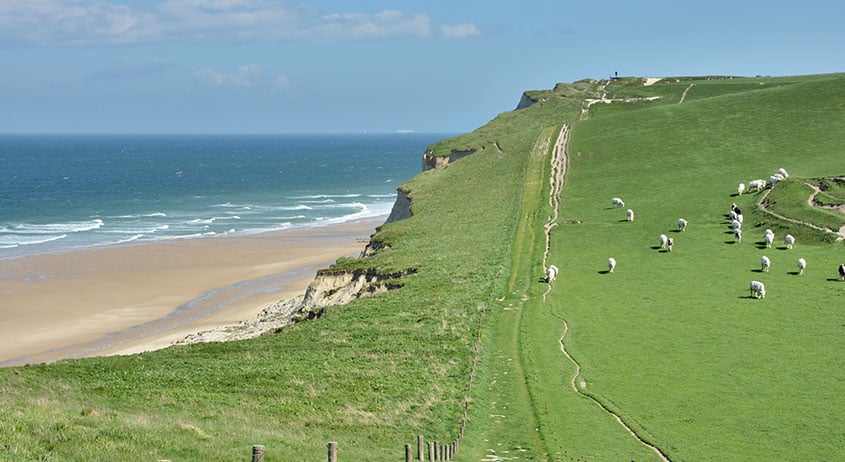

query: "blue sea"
xmin=0 ymin=133 xmax=448 ymax=260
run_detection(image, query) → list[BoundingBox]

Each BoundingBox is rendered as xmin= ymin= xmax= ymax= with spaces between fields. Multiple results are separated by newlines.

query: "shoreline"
xmin=0 ymin=218 xmax=382 ymax=367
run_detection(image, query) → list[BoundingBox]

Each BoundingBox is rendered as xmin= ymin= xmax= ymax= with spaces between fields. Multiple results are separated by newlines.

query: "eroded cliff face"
xmin=422 ymin=148 xmax=477 ymax=172
xmin=301 ymin=268 xmax=417 ymax=309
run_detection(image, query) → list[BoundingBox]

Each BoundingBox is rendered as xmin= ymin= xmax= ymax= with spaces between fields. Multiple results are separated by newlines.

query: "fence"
xmin=159 ymin=435 xmax=462 ymax=462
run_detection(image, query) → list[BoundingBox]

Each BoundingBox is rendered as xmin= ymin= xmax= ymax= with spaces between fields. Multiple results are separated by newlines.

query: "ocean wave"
xmin=0 ymin=234 xmax=68 ymax=247
xmin=366 ymin=193 xmax=396 ymax=198
xmin=108 ymin=212 xmax=167 ymax=219
xmin=290 ymin=194 xmax=362 ymax=199
xmin=187 ymin=216 xmax=241 ymax=225
xmin=312 ymin=201 xmax=367 ymax=210
xmin=281 ymin=205 xmax=313 ymax=211
xmin=1 ymin=219 xmax=103 ymax=235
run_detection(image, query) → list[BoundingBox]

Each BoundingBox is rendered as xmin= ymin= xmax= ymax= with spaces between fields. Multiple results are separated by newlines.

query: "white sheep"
xmin=761 ymin=256 xmax=771 ymax=273
xmin=734 ymin=228 xmax=742 ymax=243
xmin=785 ymin=234 xmax=795 ymax=249
xmin=611 ymin=197 xmax=625 ymax=208
xmin=659 ymin=234 xmax=668 ymax=249
xmin=737 ymin=213 xmax=743 ymax=223
xmin=626 ymin=209 xmax=634 ymax=221
xmin=769 ymin=175 xmax=782 ymax=187
xmin=729 ymin=210 xmax=738 ymax=221
xmin=778 ymin=168 xmax=789 ymax=178
xmin=749 ymin=280 xmax=766 ymax=299
xmin=545 ymin=264 xmax=559 ymax=283
xmin=731 ymin=219 xmax=742 ymax=231
xmin=748 ymin=179 xmax=766 ymax=192
xmin=607 ymin=257 xmax=616 ymax=273
xmin=667 ymin=237 xmax=675 ymax=252
xmin=797 ymin=258 xmax=806 ymax=275
xmin=677 ymin=218 xmax=688 ymax=232
xmin=764 ymin=232 xmax=774 ymax=248
xmin=738 ymin=183 xmax=746 ymax=196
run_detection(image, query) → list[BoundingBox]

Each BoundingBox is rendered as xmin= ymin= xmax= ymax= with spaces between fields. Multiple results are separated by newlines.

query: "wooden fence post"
xmin=251 ymin=445 xmax=265 ymax=462
xmin=405 ymin=443 xmax=412 ymax=462
xmin=417 ymin=435 xmax=424 ymax=461
xmin=327 ymin=441 xmax=338 ymax=462
xmin=428 ymin=441 xmax=435 ymax=462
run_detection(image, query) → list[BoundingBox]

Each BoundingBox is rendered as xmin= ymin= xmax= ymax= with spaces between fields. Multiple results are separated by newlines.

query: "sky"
xmin=0 ymin=0 xmax=842 ymax=134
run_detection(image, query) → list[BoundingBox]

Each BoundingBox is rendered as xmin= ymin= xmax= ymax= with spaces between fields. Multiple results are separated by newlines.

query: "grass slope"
xmin=1 ymin=73 xmax=842 ymax=461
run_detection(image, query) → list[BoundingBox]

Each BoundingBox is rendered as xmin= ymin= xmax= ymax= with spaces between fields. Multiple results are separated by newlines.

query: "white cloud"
xmin=440 ymin=23 xmax=482 ymax=39
xmin=195 ymin=64 xmax=288 ymax=90
xmin=0 ymin=0 xmax=478 ymax=46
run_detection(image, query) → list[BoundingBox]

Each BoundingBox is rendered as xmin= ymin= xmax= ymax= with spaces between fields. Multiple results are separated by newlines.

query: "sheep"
xmin=778 ymin=167 xmax=789 ymax=178
xmin=749 ymin=280 xmax=766 ymax=299
xmin=734 ymin=228 xmax=742 ymax=243
xmin=611 ymin=197 xmax=625 ymax=208
xmin=764 ymin=232 xmax=774 ymax=249
xmin=729 ymin=210 xmax=738 ymax=221
xmin=748 ymin=179 xmax=766 ymax=192
xmin=626 ymin=209 xmax=634 ymax=222
xmin=738 ymin=182 xmax=746 ymax=196
xmin=785 ymin=234 xmax=795 ymax=249
xmin=731 ymin=219 xmax=742 ymax=231
xmin=677 ymin=218 xmax=688 ymax=232
xmin=737 ymin=213 xmax=743 ymax=223
xmin=659 ymin=234 xmax=668 ymax=249
xmin=797 ymin=258 xmax=806 ymax=275
xmin=839 ymin=264 xmax=845 ymax=281
xmin=607 ymin=257 xmax=616 ymax=273
xmin=545 ymin=264 xmax=559 ymax=283
xmin=761 ymin=256 xmax=771 ymax=273
xmin=667 ymin=237 xmax=675 ymax=252
xmin=769 ymin=175 xmax=782 ymax=187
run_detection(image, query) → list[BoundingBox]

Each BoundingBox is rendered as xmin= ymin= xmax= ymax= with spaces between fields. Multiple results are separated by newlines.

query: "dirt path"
xmin=758 ymin=187 xmax=845 ymax=240
xmin=543 ymin=124 xmax=672 ymax=461
xmin=679 ymin=83 xmax=694 ymax=104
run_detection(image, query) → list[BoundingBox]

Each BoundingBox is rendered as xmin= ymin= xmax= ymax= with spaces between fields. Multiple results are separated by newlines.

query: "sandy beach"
xmin=0 ymin=219 xmax=381 ymax=367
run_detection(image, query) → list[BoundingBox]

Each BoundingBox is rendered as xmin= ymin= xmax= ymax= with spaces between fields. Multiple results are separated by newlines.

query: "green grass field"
xmin=1 ymin=73 xmax=843 ymax=461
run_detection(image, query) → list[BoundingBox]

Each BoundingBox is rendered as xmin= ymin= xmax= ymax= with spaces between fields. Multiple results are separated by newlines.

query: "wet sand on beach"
xmin=0 ymin=220 xmax=380 ymax=366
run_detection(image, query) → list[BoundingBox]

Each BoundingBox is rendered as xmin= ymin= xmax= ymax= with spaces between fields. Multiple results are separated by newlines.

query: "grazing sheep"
xmin=785 ymin=234 xmax=795 ymax=249
xmin=748 ymin=179 xmax=766 ymax=192
xmin=607 ymin=257 xmax=616 ymax=273
xmin=731 ymin=203 xmax=742 ymax=215
xmin=769 ymin=175 xmax=782 ymax=187
xmin=731 ymin=219 xmax=742 ymax=231
xmin=667 ymin=237 xmax=674 ymax=252
xmin=761 ymin=256 xmax=771 ymax=273
xmin=545 ymin=265 xmax=559 ymax=283
xmin=677 ymin=218 xmax=688 ymax=232
xmin=764 ymin=232 xmax=774 ymax=248
xmin=734 ymin=228 xmax=742 ymax=243
xmin=749 ymin=280 xmax=766 ymax=299
xmin=611 ymin=197 xmax=625 ymax=208
xmin=839 ymin=264 xmax=845 ymax=281
xmin=729 ymin=210 xmax=738 ymax=221
xmin=797 ymin=258 xmax=806 ymax=275
xmin=659 ymin=234 xmax=668 ymax=249
xmin=738 ymin=183 xmax=746 ymax=196
xmin=626 ymin=209 xmax=634 ymax=222
xmin=778 ymin=168 xmax=789 ymax=178
xmin=737 ymin=213 xmax=743 ymax=223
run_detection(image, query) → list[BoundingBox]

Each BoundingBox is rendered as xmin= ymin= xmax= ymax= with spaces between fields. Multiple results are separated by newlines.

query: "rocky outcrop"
xmin=302 ymin=268 xmax=416 ymax=308
xmin=176 ymin=267 xmax=417 ymax=346
xmin=422 ymin=148 xmax=477 ymax=172
xmin=384 ymin=188 xmax=412 ymax=224
xmin=516 ymin=92 xmax=538 ymax=109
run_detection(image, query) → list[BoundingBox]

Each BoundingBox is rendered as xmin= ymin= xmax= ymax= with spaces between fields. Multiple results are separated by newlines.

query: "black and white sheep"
xmin=839 ymin=264 xmax=845 ymax=281
xmin=545 ymin=265 xmax=559 ymax=283
xmin=667 ymin=237 xmax=675 ymax=252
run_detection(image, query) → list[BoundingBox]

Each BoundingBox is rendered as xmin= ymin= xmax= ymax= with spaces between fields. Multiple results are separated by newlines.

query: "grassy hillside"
xmin=1 ymin=73 xmax=843 ymax=461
